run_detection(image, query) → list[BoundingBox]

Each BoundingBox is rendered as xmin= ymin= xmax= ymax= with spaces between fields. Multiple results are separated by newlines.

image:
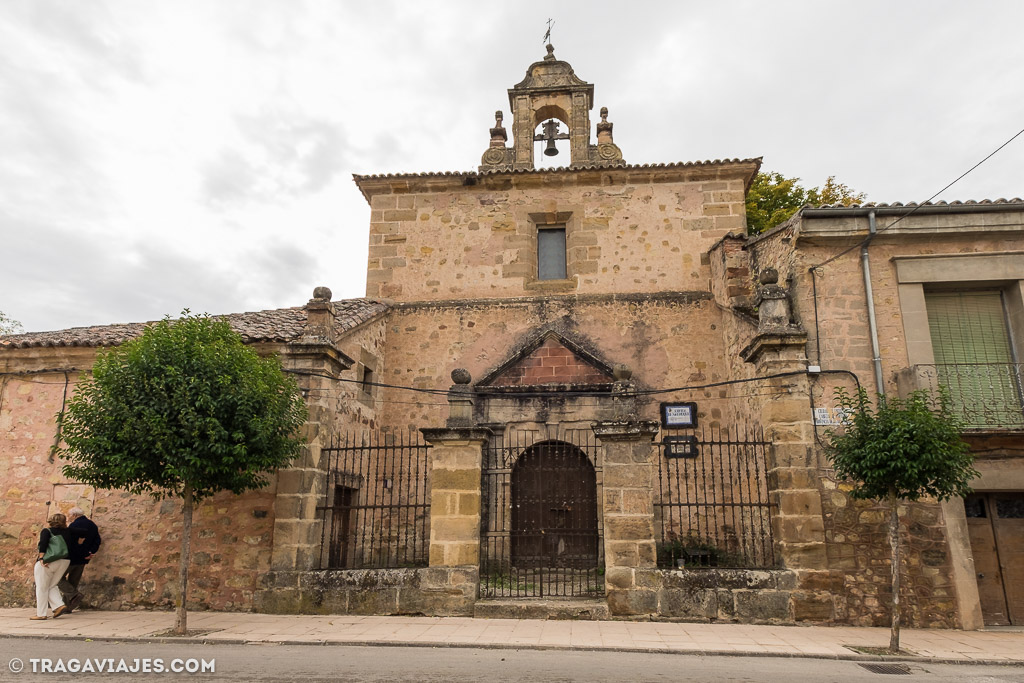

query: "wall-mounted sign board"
xmin=663 ymin=435 xmax=699 ymax=458
xmin=660 ymin=402 xmax=698 ymax=428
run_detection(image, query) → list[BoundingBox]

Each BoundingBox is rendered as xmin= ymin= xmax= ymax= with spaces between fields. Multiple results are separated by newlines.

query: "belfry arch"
xmin=478 ymin=42 xmax=624 ymax=171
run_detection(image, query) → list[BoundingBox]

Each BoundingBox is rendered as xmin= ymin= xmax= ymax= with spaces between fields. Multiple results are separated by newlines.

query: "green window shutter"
xmin=926 ymin=291 xmax=1014 ymax=364
xmin=925 ymin=291 xmax=1023 ymax=427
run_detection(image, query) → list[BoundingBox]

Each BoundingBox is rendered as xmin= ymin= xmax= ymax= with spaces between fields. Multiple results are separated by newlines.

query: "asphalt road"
xmin=3 ymin=639 xmax=1024 ymax=682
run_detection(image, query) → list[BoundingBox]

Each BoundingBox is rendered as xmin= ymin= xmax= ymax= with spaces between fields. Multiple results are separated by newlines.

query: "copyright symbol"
xmin=9 ymin=658 xmax=24 ymax=673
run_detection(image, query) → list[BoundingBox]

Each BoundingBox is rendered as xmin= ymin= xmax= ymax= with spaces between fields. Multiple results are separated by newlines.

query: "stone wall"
xmin=601 ymin=567 xmax=849 ymax=624
xmin=363 ymin=168 xmax=752 ymax=302
xmin=0 ymin=359 xmax=278 ymax=610
xmin=0 ymin=312 xmax=386 ymax=611
xmin=255 ymin=567 xmax=478 ymax=616
xmin=821 ymin=478 xmax=959 ymax=628
xmin=377 ymin=294 xmax=729 ymax=429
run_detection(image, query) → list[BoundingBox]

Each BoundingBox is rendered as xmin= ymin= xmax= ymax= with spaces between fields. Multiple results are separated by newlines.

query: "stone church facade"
xmin=2 ymin=46 xmax=1022 ymax=627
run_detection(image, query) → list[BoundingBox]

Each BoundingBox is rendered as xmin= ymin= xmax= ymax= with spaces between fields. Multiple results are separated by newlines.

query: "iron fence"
xmin=317 ymin=430 xmax=431 ymax=570
xmin=656 ymin=423 xmax=775 ymax=569
xmin=915 ymin=363 xmax=1024 ymax=429
xmin=480 ymin=429 xmax=604 ymax=598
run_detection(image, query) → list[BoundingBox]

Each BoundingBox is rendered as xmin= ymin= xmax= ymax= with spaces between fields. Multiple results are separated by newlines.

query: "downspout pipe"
xmin=862 ymin=210 xmax=885 ymax=395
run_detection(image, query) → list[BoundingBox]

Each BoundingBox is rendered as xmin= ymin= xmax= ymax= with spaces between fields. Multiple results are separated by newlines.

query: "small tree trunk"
xmin=888 ymin=486 xmax=901 ymax=653
xmin=175 ymin=483 xmax=193 ymax=635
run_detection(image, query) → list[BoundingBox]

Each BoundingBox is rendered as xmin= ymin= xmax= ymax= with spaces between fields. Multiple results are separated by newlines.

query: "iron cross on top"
xmin=543 ymin=18 xmax=554 ymax=44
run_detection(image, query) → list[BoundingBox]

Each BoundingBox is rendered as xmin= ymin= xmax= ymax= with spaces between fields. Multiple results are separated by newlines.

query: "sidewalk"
xmin=2 ymin=608 xmax=1023 ymax=664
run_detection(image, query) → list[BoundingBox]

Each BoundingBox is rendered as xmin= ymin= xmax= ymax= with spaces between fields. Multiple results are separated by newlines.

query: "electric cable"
xmin=810 ymin=125 xmax=1024 ymax=271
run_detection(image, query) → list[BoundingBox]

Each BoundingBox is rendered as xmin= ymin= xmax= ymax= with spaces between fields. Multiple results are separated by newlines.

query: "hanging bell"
xmin=544 ymin=137 xmax=559 ymax=157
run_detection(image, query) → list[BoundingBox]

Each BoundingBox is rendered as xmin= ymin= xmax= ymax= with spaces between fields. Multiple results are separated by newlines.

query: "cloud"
xmin=201 ymin=110 xmax=348 ymax=206
xmin=0 ymin=212 xmax=249 ymax=332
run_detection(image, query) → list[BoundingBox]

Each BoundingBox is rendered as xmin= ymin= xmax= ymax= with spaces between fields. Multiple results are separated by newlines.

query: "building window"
xmin=925 ymin=290 xmax=1023 ymax=428
xmin=356 ymin=354 xmax=377 ymax=408
xmin=538 ymin=225 xmax=567 ymax=280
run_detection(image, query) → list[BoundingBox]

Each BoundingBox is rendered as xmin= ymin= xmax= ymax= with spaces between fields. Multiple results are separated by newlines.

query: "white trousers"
xmin=34 ymin=559 xmax=70 ymax=617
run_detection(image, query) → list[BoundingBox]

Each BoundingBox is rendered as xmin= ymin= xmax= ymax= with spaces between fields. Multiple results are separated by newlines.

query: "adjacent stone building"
xmin=2 ymin=45 xmax=1021 ymax=627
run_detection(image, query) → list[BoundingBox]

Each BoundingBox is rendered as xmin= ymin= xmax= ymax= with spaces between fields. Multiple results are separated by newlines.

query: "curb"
xmin=4 ymin=633 xmax=1024 ymax=667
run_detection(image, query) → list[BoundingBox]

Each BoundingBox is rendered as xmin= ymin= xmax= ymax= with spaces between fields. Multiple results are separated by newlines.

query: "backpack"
xmin=42 ymin=530 xmax=69 ymax=564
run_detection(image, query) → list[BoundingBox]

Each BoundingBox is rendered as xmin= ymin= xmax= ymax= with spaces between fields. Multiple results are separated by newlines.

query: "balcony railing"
xmin=902 ymin=363 xmax=1024 ymax=430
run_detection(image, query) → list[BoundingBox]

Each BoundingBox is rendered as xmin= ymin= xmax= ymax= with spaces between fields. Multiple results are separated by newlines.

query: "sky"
xmin=2 ymin=0 xmax=1022 ymax=334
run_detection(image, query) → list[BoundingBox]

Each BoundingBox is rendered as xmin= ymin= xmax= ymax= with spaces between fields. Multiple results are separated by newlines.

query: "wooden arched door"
xmin=510 ymin=440 xmax=598 ymax=569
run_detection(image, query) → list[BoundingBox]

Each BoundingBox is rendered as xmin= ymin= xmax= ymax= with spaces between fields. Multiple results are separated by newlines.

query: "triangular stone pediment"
xmin=477 ymin=331 xmax=616 ymax=389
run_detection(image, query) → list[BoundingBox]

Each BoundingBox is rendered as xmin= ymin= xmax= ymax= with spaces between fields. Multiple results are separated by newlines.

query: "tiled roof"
xmin=807 ymin=198 xmax=1024 ymax=210
xmin=352 ymin=157 xmax=762 ymax=181
xmin=0 ymin=299 xmax=388 ymax=349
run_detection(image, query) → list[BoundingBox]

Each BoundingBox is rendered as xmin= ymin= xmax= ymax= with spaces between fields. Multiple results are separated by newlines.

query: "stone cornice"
xmin=353 ymin=158 xmax=762 ymax=203
xmin=591 ymin=420 xmax=661 ymax=442
xmin=420 ymin=427 xmax=494 ymax=445
xmin=388 ymin=290 xmax=713 ymax=312
xmin=739 ymin=330 xmax=809 ymax=365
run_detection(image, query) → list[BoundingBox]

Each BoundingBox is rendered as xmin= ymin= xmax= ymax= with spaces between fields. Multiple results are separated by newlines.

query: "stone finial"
xmin=613 ymin=363 xmax=632 ymax=381
xmin=544 ymin=43 xmax=556 ymax=61
xmin=596 ymin=106 xmax=614 ymax=145
xmin=446 ymin=368 xmax=474 ymax=427
xmin=489 ymin=110 xmax=507 ymax=148
xmin=755 ymin=268 xmax=791 ymax=329
xmin=304 ymin=286 xmax=336 ymax=339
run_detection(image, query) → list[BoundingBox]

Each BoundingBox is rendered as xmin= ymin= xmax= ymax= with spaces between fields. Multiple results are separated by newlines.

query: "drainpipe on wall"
xmin=862 ymin=210 xmax=885 ymax=395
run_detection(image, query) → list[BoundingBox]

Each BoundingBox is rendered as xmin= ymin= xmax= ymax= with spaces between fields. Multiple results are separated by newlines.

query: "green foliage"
xmin=746 ymin=172 xmax=867 ymax=235
xmin=0 ymin=310 xmax=22 ymax=335
xmin=59 ymin=311 xmax=307 ymax=501
xmin=807 ymin=176 xmax=867 ymax=208
xmin=825 ymin=387 xmax=977 ymax=502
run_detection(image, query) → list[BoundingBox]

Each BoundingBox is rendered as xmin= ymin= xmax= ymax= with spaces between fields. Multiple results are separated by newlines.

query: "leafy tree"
xmin=807 ymin=176 xmax=867 ymax=208
xmin=746 ymin=172 xmax=867 ymax=235
xmin=0 ymin=310 xmax=22 ymax=335
xmin=826 ymin=387 xmax=976 ymax=652
xmin=58 ymin=312 xmax=307 ymax=634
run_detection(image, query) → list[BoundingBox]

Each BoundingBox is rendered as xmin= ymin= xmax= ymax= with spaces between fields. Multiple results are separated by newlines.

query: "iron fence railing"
xmin=914 ymin=363 xmax=1024 ymax=429
xmin=655 ymin=423 xmax=776 ymax=569
xmin=317 ymin=430 xmax=431 ymax=570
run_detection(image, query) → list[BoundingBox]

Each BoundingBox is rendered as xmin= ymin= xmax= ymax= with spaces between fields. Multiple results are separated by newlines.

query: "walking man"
xmin=59 ymin=507 xmax=101 ymax=612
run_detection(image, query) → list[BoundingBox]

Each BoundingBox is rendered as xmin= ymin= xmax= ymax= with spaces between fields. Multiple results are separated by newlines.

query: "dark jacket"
xmin=36 ymin=527 xmax=85 ymax=556
xmin=68 ymin=516 xmax=101 ymax=565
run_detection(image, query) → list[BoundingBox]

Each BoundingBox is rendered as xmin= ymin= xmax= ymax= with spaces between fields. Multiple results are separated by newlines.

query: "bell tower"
xmin=479 ymin=43 xmax=625 ymax=172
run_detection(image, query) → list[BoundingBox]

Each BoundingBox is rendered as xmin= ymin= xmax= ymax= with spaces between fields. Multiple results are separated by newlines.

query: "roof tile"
xmin=0 ymin=299 xmax=388 ymax=349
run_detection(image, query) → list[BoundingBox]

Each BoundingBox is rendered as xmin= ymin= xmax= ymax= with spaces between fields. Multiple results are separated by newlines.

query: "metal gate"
xmin=480 ymin=430 xmax=603 ymax=598
xmin=316 ymin=430 xmax=431 ymax=570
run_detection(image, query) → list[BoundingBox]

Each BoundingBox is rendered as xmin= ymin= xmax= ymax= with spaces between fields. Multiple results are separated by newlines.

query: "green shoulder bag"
xmin=42 ymin=531 xmax=69 ymax=564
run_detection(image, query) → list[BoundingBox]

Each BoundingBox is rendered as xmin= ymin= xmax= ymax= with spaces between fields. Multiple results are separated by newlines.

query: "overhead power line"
xmin=811 ymin=125 xmax=1024 ymax=270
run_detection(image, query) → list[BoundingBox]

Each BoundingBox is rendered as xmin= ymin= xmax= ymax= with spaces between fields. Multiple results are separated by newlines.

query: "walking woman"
xmin=32 ymin=513 xmax=75 ymax=620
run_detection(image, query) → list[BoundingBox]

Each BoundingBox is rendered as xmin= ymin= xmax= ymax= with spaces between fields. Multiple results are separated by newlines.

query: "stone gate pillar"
xmin=271 ymin=288 xmax=353 ymax=573
xmin=417 ymin=369 xmax=490 ymax=615
xmin=592 ymin=419 xmax=660 ymax=616
xmin=740 ymin=269 xmax=837 ymax=621
xmin=420 ymin=426 xmax=491 ymax=567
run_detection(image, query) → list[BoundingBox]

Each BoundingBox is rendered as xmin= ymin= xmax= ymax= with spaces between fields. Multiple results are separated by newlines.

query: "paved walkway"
xmin=1 ymin=609 xmax=1022 ymax=664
